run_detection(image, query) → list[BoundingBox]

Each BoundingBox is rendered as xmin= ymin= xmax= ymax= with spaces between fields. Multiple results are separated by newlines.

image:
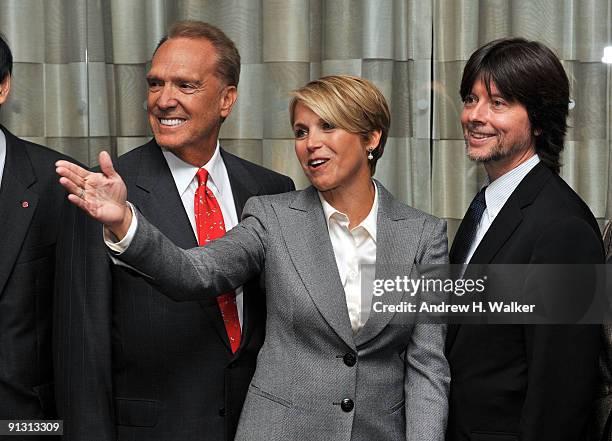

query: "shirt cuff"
xmin=104 ymin=201 xmax=138 ymax=254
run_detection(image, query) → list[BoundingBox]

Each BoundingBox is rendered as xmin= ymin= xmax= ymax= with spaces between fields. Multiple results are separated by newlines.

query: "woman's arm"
xmin=117 ymin=199 xmax=267 ymax=303
xmin=56 ymin=151 xmax=267 ymax=303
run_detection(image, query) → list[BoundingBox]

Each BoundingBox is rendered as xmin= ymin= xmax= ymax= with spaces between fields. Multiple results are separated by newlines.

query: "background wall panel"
xmin=0 ymin=0 xmax=608 ymax=236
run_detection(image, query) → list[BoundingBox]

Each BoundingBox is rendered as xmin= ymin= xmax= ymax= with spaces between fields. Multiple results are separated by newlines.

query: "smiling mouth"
xmin=468 ymin=130 xmax=496 ymax=140
xmin=308 ymin=158 xmax=329 ymax=168
xmin=159 ymin=118 xmax=186 ymax=127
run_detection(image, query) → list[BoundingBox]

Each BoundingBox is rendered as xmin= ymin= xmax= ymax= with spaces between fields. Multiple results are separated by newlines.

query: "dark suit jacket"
xmin=0 ymin=126 xmax=71 ymax=440
xmin=446 ymin=162 xmax=604 ymax=441
xmin=54 ymin=140 xmax=294 ymax=441
xmin=592 ymin=222 xmax=612 ymax=441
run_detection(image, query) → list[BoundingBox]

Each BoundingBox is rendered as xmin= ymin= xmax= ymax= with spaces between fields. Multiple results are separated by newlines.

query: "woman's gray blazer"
xmin=117 ymin=182 xmax=450 ymax=441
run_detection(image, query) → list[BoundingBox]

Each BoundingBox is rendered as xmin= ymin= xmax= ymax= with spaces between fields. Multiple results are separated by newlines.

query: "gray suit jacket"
xmin=118 ymin=182 xmax=450 ymax=441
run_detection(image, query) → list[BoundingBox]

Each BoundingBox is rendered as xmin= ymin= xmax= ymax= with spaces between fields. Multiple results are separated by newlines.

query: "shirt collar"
xmin=484 ymin=154 xmax=540 ymax=220
xmin=161 ymin=141 xmax=225 ymax=195
xmin=0 ymin=128 xmax=6 ymax=185
xmin=318 ymin=180 xmax=378 ymax=242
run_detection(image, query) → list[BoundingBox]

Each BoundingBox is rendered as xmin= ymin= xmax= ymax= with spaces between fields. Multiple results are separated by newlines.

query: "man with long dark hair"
xmin=446 ymin=38 xmax=604 ymax=440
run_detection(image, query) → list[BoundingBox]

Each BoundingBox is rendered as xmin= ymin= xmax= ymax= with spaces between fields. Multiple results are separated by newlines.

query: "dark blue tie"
xmin=452 ymin=186 xmax=487 ymax=264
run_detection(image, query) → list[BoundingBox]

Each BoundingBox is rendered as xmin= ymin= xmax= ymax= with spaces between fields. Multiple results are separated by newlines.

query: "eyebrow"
xmin=146 ymin=74 xmax=202 ymax=85
xmin=293 ymin=117 xmax=328 ymax=126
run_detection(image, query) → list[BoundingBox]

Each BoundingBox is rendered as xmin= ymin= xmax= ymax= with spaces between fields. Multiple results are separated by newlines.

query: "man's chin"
xmin=153 ymin=137 xmax=183 ymax=151
xmin=466 ymin=146 xmax=504 ymax=164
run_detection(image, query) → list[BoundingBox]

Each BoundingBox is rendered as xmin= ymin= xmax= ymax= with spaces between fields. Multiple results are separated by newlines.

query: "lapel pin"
xmin=21 ymin=201 xmax=29 ymax=208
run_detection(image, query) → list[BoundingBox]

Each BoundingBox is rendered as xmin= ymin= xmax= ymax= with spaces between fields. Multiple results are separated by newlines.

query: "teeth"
xmin=471 ymin=131 xmax=494 ymax=139
xmin=160 ymin=118 xmax=185 ymax=126
xmin=309 ymin=159 xmax=327 ymax=166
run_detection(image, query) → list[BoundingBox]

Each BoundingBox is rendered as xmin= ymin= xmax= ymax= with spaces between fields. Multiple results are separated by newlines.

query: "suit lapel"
xmin=221 ymin=148 xmax=261 ymax=220
xmin=129 ymin=142 xmax=197 ymax=249
xmin=128 ymin=142 xmax=234 ymax=351
xmin=468 ymin=196 xmax=522 ymax=263
xmin=354 ymin=183 xmax=420 ymax=347
xmin=0 ymin=129 xmax=39 ymax=296
xmin=469 ymin=162 xmax=550 ymax=264
xmin=447 ymin=162 xmax=552 ymax=351
xmin=220 ymin=148 xmax=267 ymax=355
xmin=275 ymin=187 xmax=356 ymax=349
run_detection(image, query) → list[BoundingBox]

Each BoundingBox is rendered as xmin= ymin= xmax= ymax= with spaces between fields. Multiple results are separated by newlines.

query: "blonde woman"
xmin=57 ymin=75 xmax=449 ymax=441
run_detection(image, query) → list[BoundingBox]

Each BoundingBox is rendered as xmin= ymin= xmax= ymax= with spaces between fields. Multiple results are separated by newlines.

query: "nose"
xmin=156 ymin=83 xmax=178 ymax=110
xmin=466 ymin=100 xmax=487 ymax=125
xmin=306 ymin=128 xmax=324 ymax=152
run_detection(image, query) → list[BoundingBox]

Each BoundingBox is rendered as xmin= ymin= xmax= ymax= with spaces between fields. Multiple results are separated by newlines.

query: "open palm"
xmin=56 ymin=151 xmax=131 ymax=233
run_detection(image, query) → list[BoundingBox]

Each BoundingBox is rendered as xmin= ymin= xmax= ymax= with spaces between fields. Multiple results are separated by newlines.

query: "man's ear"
xmin=0 ymin=74 xmax=11 ymax=105
xmin=219 ymin=85 xmax=238 ymax=119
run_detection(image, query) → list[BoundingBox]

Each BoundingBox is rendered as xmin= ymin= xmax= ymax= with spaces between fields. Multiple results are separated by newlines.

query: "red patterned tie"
xmin=194 ymin=168 xmax=241 ymax=353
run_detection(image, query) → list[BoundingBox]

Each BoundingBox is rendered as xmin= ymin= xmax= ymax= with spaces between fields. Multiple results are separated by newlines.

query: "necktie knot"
xmin=196 ymin=168 xmax=209 ymax=187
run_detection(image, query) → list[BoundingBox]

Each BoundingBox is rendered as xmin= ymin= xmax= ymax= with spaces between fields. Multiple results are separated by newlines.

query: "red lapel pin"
xmin=21 ymin=201 xmax=29 ymax=208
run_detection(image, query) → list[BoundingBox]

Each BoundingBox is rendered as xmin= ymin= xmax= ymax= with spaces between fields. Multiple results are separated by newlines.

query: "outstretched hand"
xmin=56 ymin=151 xmax=132 ymax=239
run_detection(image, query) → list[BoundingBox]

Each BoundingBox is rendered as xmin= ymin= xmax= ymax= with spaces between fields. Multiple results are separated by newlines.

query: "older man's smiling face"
xmin=146 ymin=37 xmax=235 ymax=166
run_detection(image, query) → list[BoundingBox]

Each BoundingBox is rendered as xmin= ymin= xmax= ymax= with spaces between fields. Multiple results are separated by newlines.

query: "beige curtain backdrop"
xmin=0 ymin=0 xmax=610 ymax=238
xmin=433 ymin=0 xmax=612 ymax=238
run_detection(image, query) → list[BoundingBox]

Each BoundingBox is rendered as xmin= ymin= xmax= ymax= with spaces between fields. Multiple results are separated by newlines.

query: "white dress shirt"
xmin=464 ymin=154 xmax=541 ymax=263
xmin=319 ymin=182 xmax=378 ymax=333
xmin=0 ymin=128 xmax=6 ymax=190
xmin=106 ymin=142 xmax=244 ymax=327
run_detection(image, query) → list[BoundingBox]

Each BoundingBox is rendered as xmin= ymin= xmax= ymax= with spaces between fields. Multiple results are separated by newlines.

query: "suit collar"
xmin=354 ymin=182 xmax=422 ymax=346
xmin=318 ymin=180 xmax=379 ymax=242
xmin=278 ymin=186 xmax=355 ymax=347
xmin=447 ymin=162 xmax=554 ymax=349
xmin=160 ymin=141 xmax=231 ymax=198
xmin=0 ymin=127 xmax=6 ymax=189
xmin=466 ymin=162 xmax=552 ymax=264
xmin=0 ymin=126 xmax=36 ymax=188
xmin=279 ymin=181 xmax=421 ymax=348
xmin=484 ymin=154 xmax=540 ymax=221
xmin=0 ymin=127 xmax=39 ymax=295
xmin=221 ymin=148 xmax=261 ymax=219
xmin=131 ymin=141 xmax=264 ymax=355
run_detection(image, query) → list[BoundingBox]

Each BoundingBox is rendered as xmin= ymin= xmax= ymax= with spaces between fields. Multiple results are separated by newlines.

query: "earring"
xmin=367 ymin=148 xmax=374 ymax=160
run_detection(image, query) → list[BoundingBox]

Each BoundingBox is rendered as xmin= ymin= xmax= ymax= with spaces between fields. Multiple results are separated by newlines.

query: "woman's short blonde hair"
xmin=289 ymin=75 xmax=390 ymax=175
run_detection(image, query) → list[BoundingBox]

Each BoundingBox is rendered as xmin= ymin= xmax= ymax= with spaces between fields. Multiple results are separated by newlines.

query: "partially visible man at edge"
xmin=0 ymin=33 xmax=72 ymax=440
xmin=446 ymin=38 xmax=604 ymax=441
xmin=54 ymin=21 xmax=294 ymax=441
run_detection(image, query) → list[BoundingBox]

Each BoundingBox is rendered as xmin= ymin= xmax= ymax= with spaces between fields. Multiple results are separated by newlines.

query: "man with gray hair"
xmin=55 ymin=21 xmax=294 ymax=441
